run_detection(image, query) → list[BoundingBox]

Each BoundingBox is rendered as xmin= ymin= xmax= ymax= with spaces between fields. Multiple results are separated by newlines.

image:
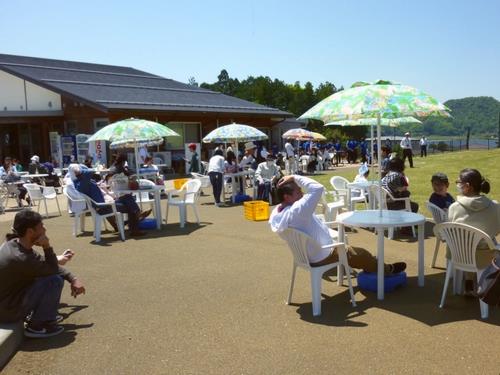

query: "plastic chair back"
xmin=369 ymin=184 xmax=388 ymax=210
xmin=426 ymin=202 xmax=448 ymax=223
xmin=330 ymin=176 xmax=349 ymax=192
xmin=434 ymin=222 xmax=495 ymax=271
xmin=23 ymin=183 xmax=43 ymax=200
xmin=280 ymin=228 xmax=316 ymax=269
xmin=181 ymin=179 xmax=202 ymax=204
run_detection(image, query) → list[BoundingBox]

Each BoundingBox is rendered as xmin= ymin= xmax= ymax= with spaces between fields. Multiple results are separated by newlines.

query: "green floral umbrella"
xmin=326 ymin=116 xmax=422 ymax=127
xmin=87 ymin=118 xmax=179 ymax=172
xmin=299 ymin=80 xmax=450 ymax=214
xmin=299 ymin=80 xmax=450 ymax=124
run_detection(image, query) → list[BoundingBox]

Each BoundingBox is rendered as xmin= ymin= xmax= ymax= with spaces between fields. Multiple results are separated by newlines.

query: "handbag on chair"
xmin=476 ymin=255 xmax=500 ymax=306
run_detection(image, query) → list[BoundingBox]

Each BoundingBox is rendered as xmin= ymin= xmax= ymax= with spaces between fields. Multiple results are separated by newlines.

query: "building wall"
xmin=0 ymin=70 xmax=61 ymax=112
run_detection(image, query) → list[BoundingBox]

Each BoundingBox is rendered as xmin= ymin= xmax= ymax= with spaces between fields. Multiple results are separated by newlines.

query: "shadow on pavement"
xmin=295 ymin=273 xmax=500 ymax=327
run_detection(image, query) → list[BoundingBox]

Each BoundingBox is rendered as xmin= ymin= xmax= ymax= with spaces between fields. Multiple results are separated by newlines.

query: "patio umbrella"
xmin=202 ymin=123 xmax=268 ymax=161
xmin=282 ymin=128 xmax=314 ymax=140
xmin=310 ymin=131 xmax=327 ymax=141
xmin=299 ymin=80 xmax=450 ymax=214
xmin=87 ymin=118 xmax=180 ymax=173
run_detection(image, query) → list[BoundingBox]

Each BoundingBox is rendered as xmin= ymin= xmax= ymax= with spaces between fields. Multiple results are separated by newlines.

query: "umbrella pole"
xmin=370 ymin=124 xmax=374 ymax=179
xmin=134 ymin=141 xmax=140 ymax=176
xmin=377 ymin=114 xmax=383 ymax=217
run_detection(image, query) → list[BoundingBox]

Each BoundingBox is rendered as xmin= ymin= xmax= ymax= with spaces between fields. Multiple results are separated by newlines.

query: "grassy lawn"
xmin=311 ymin=148 xmax=500 ymax=217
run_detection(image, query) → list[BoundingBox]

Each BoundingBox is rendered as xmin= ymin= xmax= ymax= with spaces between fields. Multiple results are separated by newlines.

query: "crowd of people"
xmin=1 ymin=136 xmax=499 ymax=341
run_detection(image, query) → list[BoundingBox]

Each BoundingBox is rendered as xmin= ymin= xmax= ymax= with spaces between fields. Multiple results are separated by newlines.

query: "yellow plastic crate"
xmin=244 ymin=200 xmax=270 ymax=221
xmin=173 ymin=178 xmax=190 ymax=190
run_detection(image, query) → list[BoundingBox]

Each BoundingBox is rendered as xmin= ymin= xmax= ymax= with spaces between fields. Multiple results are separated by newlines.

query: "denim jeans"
xmin=20 ymin=274 xmax=64 ymax=323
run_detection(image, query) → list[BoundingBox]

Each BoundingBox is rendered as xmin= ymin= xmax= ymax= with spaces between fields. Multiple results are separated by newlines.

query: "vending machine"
xmin=61 ymin=136 xmax=76 ymax=166
xmin=75 ymin=134 xmax=91 ymax=163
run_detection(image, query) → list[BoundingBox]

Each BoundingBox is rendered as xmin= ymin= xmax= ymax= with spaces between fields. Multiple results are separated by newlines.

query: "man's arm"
xmin=287 ymin=175 xmax=324 ymax=217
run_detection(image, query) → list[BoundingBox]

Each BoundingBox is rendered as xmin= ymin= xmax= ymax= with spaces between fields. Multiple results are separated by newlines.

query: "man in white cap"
xmin=400 ymin=132 xmax=414 ymax=168
xmin=239 ymin=142 xmax=256 ymax=170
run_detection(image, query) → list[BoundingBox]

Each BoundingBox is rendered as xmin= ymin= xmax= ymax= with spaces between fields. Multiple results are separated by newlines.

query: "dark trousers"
xmin=257 ymin=181 xmax=273 ymax=201
xmin=7 ymin=275 xmax=64 ymax=323
xmin=387 ymin=200 xmax=419 ymax=213
xmin=402 ymin=148 xmax=414 ymax=168
xmin=208 ymin=171 xmax=223 ymax=204
xmin=420 ymin=145 xmax=427 ymax=157
xmin=98 ymin=194 xmax=140 ymax=231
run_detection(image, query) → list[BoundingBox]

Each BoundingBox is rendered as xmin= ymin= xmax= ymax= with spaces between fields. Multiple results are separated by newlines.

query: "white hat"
xmin=244 ymin=142 xmax=256 ymax=151
xmin=30 ymin=155 xmax=40 ymax=162
xmin=404 ymin=132 xmax=410 ymax=136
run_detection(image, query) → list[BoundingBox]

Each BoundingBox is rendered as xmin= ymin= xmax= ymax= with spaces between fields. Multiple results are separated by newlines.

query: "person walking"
xmin=420 ymin=136 xmax=428 ymax=157
xmin=207 ymin=149 xmax=225 ymax=207
xmin=400 ymin=132 xmax=414 ymax=168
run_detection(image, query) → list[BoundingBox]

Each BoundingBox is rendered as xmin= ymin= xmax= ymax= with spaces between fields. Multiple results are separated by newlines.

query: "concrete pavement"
xmin=1 ymin=182 xmax=499 ymax=374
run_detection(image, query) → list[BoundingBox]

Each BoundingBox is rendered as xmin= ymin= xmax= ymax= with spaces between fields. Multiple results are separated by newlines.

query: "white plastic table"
xmin=113 ymin=185 xmax=165 ymax=229
xmin=224 ymin=170 xmax=256 ymax=203
xmin=336 ymin=209 xmax=426 ymax=300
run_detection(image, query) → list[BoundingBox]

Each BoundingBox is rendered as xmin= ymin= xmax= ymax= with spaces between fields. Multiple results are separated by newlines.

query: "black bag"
xmin=476 ymin=255 xmax=500 ymax=306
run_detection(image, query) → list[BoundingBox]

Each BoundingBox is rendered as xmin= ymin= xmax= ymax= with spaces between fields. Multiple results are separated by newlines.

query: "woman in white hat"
xmin=239 ymin=142 xmax=256 ymax=170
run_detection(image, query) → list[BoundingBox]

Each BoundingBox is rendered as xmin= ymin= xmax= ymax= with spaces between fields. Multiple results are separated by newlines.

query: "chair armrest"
xmin=320 ymin=241 xmax=345 ymax=250
xmin=322 ymin=221 xmax=339 ymax=227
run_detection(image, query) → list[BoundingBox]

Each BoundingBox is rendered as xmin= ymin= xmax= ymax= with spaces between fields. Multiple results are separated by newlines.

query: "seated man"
xmin=255 ymin=154 xmax=281 ymax=202
xmin=269 ymin=175 xmax=406 ymax=273
xmin=0 ymin=210 xmax=85 ymax=338
xmin=429 ymin=172 xmax=455 ymax=211
xmin=381 ymin=157 xmax=418 ymax=213
xmin=69 ymin=164 xmax=150 ymax=237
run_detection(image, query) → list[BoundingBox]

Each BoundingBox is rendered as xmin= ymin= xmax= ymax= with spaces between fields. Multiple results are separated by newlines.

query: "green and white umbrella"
xmin=203 ymin=123 xmax=268 ymax=161
xmin=326 ymin=116 xmax=422 ymax=127
xmin=87 ymin=118 xmax=180 ymax=172
xmin=299 ymin=80 xmax=450 ymax=214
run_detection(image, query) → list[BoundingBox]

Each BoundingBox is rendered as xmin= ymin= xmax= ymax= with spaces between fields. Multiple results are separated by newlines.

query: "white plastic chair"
xmin=434 ymin=222 xmax=496 ymax=319
xmin=133 ymin=179 xmax=156 ymax=212
xmin=369 ymin=184 xmax=416 ymax=239
xmin=23 ymin=183 xmax=61 ymax=218
xmin=82 ymin=195 xmax=125 ymax=242
xmin=330 ymin=176 xmax=367 ymax=211
xmin=279 ymin=228 xmax=356 ymax=316
xmin=165 ymin=179 xmax=201 ymax=228
xmin=0 ymin=182 xmax=8 ymax=213
xmin=318 ymin=192 xmax=345 ymax=222
xmin=63 ymin=186 xmax=91 ymax=237
xmin=191 ymin=172 xmax=211 ymax=195
xmin=426 ymin=202 xmax=449 ymax=268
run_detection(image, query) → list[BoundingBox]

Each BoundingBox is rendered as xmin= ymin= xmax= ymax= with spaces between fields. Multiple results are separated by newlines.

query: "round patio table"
xmin=336 ymin=209 xmax=426 ymax=300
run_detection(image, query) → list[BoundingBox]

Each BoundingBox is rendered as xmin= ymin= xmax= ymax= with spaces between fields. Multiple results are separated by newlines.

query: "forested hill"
xmin=400 ymin=96 xmax=500 ymax=137
xmin=198 ymin=70 xmax=499 ymax=137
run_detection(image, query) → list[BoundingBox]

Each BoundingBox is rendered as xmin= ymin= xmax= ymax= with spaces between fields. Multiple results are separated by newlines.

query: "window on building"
xmin=65 ymin=120 xmax=78 ymax=135
xmin=94 ymin=118 xmax=109 ymax=131
xmin=164 ymin=122 xmax=201 ymax=149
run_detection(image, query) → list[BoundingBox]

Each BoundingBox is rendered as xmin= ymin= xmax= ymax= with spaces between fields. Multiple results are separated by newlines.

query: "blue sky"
xmin=1 ymin=0 xmax=499 ymax=102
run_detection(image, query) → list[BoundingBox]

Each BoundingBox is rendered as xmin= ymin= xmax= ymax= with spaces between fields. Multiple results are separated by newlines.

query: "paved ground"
xmin=1 ymin=179 xmax=499 ymax=374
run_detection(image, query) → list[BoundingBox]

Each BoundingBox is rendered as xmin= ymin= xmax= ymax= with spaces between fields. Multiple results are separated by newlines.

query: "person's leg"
xmin=208 ymin=172 xmax=219 ymax=203
xmin=21 ymin=275 xmax=64 ymax=323
xmin=257 ymin=182 xmax=265 ymax=199
xmin=263 ymin=181 xmax=271 ymax=201
xmin=408 ymin=151 xmax=414 ymax=167
xmin=116 ymin=195 xmax=141 ymax=232
xmin=214 ymin=172 xmax=223 ymax=203
xmin=310 ymin=246 xmax=405 ymax=274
